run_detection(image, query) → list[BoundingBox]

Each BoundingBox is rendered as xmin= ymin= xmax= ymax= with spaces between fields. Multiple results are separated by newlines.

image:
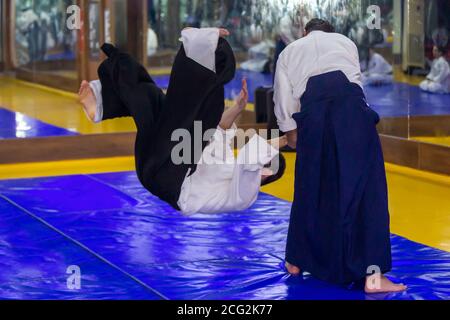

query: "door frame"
xmin=78 ymin=0 xmax=148 ymax=82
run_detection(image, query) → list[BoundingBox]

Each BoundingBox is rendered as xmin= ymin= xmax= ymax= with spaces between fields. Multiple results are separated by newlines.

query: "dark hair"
xmin=305 ymin=18 xmax=335 ymax=34
xmin=435 ymin=45 xmax=447 ymax=55
xmin=261 ymin=153 xmax=286 ymax=187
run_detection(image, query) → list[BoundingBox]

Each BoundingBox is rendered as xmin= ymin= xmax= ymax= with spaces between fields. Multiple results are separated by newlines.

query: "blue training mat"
xmin=0 ymin=171 xmax=449 ymax=300
xmin=0 ymin=108 xmax=78 ymax=139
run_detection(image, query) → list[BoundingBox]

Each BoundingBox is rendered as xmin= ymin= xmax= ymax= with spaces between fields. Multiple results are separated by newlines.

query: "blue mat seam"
xmin=0 ymin=193 xmax=169 ymax=300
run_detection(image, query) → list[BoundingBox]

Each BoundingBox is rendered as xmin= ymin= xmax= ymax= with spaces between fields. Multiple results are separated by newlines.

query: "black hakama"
xmin=286 ymin=70 xmax=392 ymax=284
xmin=97 ymin=39 xmax=236 ymax=209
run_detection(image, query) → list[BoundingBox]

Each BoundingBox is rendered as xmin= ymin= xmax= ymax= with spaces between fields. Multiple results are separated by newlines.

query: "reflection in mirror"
xmin=1 ymin=0 xmax=448 ymax=155
xmin=14 ymin=0 xmax=78 ymax=90
xmin=406 ymin=0 xmax=450 ymax=148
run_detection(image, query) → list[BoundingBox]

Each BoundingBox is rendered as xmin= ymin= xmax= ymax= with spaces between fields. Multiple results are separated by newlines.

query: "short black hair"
xmin=435 ymin=45 xmax=448 ymax=55
xmin=261 ymin=153 xmax=286 ymax=187
xmin=305 ymin=18 xmax=335 ymax=34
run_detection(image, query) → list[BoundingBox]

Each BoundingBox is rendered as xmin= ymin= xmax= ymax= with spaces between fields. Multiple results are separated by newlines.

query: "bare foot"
xmin=285 ymin=262 xmax=301 ymax=276
xmin=78 ymin=80 xmax=97 ymax=122
xmin=365 ymin=274 xmax=407 ymax=293
xmin=268 ymin=136 xmax=288 ymax=150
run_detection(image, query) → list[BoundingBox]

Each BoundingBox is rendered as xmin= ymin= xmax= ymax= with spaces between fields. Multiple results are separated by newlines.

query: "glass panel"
xmin=147 ymin=1 xmax=410 ymax=138
xmin=14 ymin=0 xmax=78 ymax=86
xmin=408 ymin=0 xmax=450 ymax=147
xmin=111 ymin=0 xmax=128 ymax=51
xmin=88 ymin=0 xmax=101 ymax=59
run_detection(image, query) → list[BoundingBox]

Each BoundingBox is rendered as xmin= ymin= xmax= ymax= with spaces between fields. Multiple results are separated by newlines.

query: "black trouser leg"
xmin=97 ymin=44 xmax=166 ymax=133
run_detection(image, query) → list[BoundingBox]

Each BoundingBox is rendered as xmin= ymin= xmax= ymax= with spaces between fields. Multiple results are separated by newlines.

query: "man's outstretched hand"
xmin=235 ymin=78 xmax=248 ymax=111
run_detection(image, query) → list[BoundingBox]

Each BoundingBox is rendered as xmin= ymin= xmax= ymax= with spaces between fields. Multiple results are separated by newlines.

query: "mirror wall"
xmin=1 ymin=0 xmax=449 ymax=156
xmin=13 ymin=0 xmax=78 ymax=90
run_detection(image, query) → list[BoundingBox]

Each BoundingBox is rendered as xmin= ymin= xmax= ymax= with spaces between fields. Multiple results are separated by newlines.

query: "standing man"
xmin=274 ymin=18 xmax=407 ymax=293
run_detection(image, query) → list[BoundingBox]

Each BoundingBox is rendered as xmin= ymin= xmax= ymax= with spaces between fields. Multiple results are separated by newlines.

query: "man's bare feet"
xmin=78 ymin=80 xmax=97 ymax=122
xmin=365 ymin=274 xmax=407 ymax=294
xmin=285 ymin=262 xmax=301 ymax=276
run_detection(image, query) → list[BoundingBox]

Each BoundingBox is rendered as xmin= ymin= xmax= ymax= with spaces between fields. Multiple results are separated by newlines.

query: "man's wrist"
xmin=286 ymin=130 xmax=297 ymax=149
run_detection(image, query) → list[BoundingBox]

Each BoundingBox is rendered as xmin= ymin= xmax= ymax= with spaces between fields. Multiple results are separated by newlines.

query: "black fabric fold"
xmin=97 ymin=38 xmax=236 ymax=209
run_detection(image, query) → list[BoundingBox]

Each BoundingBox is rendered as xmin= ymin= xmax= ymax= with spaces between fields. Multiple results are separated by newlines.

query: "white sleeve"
xmin=181 ymin=28 xmax=220 ymax=72
xmin=426 ymin=62 xmax=436 ymax=81
xmin=89 ymin=80 xmax=103 ymax=123
xmin=222 ymin=134 xmax=280 ymax=212
xmin=433 ymin=60 xmax=450 ymax=84
xmin=273 ymin=53 xmax=300 ymax=132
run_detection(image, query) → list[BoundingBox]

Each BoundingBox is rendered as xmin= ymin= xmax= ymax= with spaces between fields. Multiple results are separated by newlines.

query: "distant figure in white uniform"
xmin=362 ymin=48 xmax=393 ymax=86
xmin=147 ymin=28 xmax=159 ymax=57
xmin=420 ymin=46 xmax=450 ymax=94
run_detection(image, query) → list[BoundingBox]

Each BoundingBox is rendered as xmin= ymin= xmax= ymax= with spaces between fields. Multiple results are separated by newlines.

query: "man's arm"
xmin=285 ymin=130 xmax=298 ymax=149
xmin=273 ymin=53 xmax=300 ymax=149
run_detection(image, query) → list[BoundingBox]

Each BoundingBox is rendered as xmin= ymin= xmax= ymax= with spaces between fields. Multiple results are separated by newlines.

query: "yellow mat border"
xmin=2 ymin=76 xmax=255 ymax=112
xmin=0 ymin=156 xmax=448 ymax=185
xmin=0 ymin=157 xmax=448 ymax=252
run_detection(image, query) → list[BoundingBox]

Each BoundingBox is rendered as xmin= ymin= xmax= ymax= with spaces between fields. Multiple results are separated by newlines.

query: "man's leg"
xmin=363 ymin=73 xmax=392 ymax=86
xmin=427 ymin=82 xmax=446 ymax=94
xmin=419 ymin=80 xmax=431 ymax=92
xmin=79 ymin=43 xmax=166 ymax=135
xmin=78 ymin=78 xmax=163 ymax=128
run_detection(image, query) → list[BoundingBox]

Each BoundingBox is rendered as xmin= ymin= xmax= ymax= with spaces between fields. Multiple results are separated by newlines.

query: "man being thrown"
xmin=274 ymin=18 xmax=407 ymax=293
xmin=79 ymin=27 xmax=286 ymax=215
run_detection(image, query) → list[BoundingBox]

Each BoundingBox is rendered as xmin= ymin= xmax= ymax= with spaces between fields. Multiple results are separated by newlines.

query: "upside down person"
xmin=79 ymin=28 xmax=286 ymax=215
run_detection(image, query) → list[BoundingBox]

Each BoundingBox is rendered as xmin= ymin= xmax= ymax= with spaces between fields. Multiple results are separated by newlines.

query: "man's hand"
xmin=235 ymin=78 xmax=248 ymax=111
xmin=218 ymin=28 xmax=230 ymax=37
xmin=286 ymin=130 xmax=298 ymax=149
